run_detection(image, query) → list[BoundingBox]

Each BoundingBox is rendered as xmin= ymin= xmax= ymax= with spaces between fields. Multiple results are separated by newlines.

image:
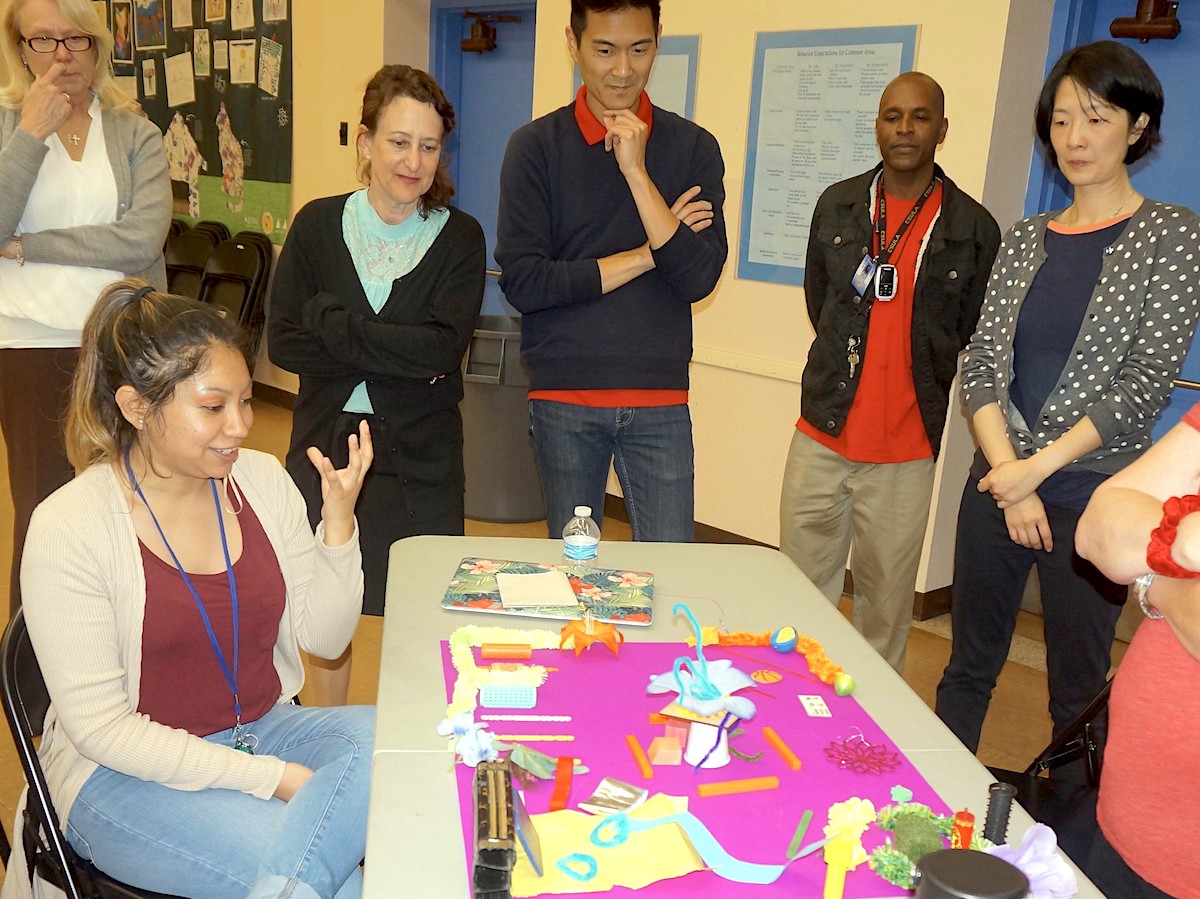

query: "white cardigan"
xmin=19 ymin=449 xmax=364 ymax=827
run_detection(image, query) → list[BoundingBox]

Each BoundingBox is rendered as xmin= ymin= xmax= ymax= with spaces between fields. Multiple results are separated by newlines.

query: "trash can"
xmin=461 ymin=315 xmax=545 ymax=522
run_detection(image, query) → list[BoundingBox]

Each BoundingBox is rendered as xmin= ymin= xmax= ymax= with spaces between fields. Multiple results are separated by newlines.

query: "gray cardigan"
xmin=961 ymin=200 xmax=1200 ymax=474
xmin=0 ymin=103 xmax=169 ymax=288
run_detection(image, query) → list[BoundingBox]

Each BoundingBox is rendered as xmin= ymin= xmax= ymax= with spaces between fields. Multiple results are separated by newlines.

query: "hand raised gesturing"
xmin=306 ymin=419 xmax=373 ymax=547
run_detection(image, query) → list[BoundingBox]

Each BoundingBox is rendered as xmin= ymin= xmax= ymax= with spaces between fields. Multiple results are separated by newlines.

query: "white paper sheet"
xmin=496 ymin=571 xmax=578 ymax=608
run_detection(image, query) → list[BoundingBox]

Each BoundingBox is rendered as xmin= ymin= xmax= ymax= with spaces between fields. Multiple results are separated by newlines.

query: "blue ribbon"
xmin=588 ymin=811 xmax=832 ymax=885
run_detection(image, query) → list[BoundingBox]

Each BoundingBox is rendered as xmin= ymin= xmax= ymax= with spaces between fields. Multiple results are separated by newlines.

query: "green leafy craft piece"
xmin=500 ymin=742 xmax=588 ymax=780
xmin=868 ymin=845 xmax=918 ymax=890
xmin=870 ymin=802 xmax=954 ymax=889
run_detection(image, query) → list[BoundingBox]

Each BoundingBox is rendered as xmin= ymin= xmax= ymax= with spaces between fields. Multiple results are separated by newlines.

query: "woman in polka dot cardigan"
xmin=935 ymin=41 xmax=1200 ymax=759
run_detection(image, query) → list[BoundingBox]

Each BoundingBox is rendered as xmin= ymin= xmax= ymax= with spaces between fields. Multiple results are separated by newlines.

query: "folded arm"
xmin=18 ymin=114 xmax=171 ymax=274
xmin=268 ymin=209 xmax=375 ymax=379
xmin=300 ymin=224 xmax=486 ymax=379
xmin=1077 ymin=417 xmax=1200 ymax=659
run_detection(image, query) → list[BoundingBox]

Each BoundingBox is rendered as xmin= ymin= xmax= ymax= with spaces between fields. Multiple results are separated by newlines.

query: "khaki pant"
xmin=778 ymin=429 xmax=935 ymax=673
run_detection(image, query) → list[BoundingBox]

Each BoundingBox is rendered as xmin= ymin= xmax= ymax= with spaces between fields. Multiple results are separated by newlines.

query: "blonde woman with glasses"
xmin=0 ymin=0 xmax=170 ymax=617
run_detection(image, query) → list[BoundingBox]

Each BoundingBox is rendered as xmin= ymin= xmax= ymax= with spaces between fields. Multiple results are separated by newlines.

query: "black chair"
xmin=987 ymin=678 xmax=1112 ymax=869
xmin=229 ymin=231 xmax=275 ymax=351
xmin=197 ymin=236 xmax=272 ymax=357
xmin=1 ymin=610 xmax=181 ymax=898
xmin=192 ymin=220 xmax=231 ymax=244
xmin=164 ymin=229 xmax=219 ymax=299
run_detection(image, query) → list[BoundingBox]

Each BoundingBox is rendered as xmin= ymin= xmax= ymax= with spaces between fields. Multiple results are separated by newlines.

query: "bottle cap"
xmin=574 ymin=506 xmax=592 ymax=517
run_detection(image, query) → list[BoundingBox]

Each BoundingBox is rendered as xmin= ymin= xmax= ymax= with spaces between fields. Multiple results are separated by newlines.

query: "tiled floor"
xmin=0 ymin=398 xmax=1124 ymax=883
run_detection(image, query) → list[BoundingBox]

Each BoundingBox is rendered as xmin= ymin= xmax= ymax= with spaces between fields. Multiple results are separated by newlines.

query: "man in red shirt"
xmin=496 ymin=0 xmax=727 ymax=542
xmin=780 ymin=73 xmax=1000 ymax=673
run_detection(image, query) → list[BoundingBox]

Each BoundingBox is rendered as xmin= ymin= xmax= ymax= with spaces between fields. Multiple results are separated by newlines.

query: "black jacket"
xmin=267 ymin=195 xmax=486 ymax=529
xmin=800 ymin=164 xmax=1001 ymax=457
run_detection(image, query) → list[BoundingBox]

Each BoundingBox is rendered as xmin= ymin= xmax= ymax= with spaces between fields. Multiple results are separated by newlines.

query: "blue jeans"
xmin=66 ymin=703 xmax=375 ymax=899
xmin=529 ymin=400 xmax=694 ymax=542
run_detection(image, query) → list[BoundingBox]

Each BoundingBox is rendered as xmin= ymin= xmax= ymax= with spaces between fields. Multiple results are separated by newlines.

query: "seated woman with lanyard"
xmin=14 ymin=280 xmax=375 ymax=898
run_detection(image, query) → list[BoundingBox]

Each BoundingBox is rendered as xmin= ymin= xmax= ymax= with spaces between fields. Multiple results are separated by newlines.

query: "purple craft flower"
xmin=985 ymin=823 xmax=1078 ymax=899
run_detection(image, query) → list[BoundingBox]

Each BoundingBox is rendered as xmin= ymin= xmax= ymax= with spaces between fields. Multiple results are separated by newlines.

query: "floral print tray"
xmin=440 ymin=557 xmax=653 ymax=625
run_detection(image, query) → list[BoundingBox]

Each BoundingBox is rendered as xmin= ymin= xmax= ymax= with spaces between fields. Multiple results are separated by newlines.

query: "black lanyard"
xmin=874 ymin=176 xmax=940 ymax=265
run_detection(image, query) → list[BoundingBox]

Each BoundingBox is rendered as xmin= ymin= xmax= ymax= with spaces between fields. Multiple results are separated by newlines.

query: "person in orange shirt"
xmin=780 ymin=72 xmax=1000 ymax=673
xmin=1077 ymin=402 xmax=1200 ymax=899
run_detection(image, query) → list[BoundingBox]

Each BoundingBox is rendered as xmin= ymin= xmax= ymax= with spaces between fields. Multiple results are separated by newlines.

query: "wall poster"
xmin=94 ymin=0 xmax=293 ymax=243
xmin=738 ymin=26 xmax=917 ymax=287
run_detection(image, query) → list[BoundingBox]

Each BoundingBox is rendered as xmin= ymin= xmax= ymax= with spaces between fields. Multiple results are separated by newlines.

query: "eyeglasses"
xmin=22 ymin=35 xmax=94 ymax=53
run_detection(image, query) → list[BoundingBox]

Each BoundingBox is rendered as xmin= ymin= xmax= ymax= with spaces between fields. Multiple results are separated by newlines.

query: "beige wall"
xmin=532 ymin=1 xmax=1051 ymax=590
xmin=255 ymin=0 xmax=433 ymax=392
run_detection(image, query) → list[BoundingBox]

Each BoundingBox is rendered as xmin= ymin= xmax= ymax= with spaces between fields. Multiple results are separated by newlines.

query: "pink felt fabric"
xmin=442 ymin=641 xmax=951 ymax=897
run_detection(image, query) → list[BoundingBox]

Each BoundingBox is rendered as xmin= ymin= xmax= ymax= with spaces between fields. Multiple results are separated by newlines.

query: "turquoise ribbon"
xmin=589 ymin=811 xmax=831 ymax=885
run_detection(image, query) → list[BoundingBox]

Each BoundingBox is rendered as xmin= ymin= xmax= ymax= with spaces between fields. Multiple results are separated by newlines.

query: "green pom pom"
xmin=892 ymin=815 xmax=944 ymax=862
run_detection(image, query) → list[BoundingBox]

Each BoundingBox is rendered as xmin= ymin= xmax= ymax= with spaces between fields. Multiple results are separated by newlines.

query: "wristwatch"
xmin=1134 ymin=572 xmax=1164 ymax=619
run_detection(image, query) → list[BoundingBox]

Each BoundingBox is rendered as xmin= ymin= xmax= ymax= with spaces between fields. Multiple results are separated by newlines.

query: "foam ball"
xmin=769 ymin=626 xmax=798 ymax=653
xmin=834 ymin=672 xmax=856 ymax=696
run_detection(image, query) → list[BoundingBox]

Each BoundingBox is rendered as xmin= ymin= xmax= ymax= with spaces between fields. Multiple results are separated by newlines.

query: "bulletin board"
xmin=94 ymin=0 xmax=293 ymax=243
xmin=737 ymin=27 xmax=917 ymax=287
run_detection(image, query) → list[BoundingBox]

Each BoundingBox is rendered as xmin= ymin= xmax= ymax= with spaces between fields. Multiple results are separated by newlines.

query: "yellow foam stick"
xmin=823 ymin=833 xmax=854 ymax=899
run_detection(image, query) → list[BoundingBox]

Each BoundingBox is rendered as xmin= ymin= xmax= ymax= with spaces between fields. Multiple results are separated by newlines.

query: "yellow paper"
xmin=512 ymin=793 xmax=703 ymax=896
xmin=657 ymin=700 xmax=727 ymax=727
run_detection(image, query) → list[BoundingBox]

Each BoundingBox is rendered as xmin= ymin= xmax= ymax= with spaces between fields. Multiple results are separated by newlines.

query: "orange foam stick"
xmin=697 ymin=775 xmax=780 ymax=798
xmin=625 ymin=734 xmax=654 ymax=780
xmin=648 ymin=712 xmax=669 ymax=725
xmin=549 ymin=756 xmax=574 ymax=812
xmin=480 ymin=643 xmax=532 ymax=660
xmin=762 ymin=726 xmax=802 ymax=771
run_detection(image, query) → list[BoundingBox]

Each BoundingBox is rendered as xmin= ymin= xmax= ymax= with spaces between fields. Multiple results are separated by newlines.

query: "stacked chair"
xmin=163 ymin=226 xmax=220 ymax=299
xmin=196 ymin=231 xmax=273 ymax=358
xmin=163 ymin=223 xmax=275 ymax=358
xmin=191 ymin=220 xmax=230 ymax=244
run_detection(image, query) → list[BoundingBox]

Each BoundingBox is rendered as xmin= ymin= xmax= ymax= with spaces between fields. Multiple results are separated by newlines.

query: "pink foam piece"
xmin=664 ymin=718 xmax=690 ymax=744
xmin=649 ymin=735 xmax=683 ymax=765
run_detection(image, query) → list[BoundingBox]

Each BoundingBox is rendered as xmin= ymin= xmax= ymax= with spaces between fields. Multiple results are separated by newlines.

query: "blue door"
xmin=431 ymin=1 xmax=537 ymax=317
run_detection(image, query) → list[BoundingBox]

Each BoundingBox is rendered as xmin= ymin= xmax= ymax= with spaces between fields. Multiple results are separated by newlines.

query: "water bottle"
xmin=561 ymin=505 xmax=601 ymax=575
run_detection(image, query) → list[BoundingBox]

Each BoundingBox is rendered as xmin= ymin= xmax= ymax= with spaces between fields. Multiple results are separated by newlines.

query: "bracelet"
xmin=1146 ymin=494 xmax=1200 ymax=578
xmin=1133 ymin=572 xmax=1164 ymax=619
xmin=12 ymin=237 xmax=23 ymax=267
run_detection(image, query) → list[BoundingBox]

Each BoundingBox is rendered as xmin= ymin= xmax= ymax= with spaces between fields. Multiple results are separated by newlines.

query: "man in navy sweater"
xmin=496 ymin=0 xmax=727 ymax=541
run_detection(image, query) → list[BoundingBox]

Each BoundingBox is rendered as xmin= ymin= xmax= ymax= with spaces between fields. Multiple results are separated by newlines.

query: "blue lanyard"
xmin=125 ymin=452 xmax=253 ymax=750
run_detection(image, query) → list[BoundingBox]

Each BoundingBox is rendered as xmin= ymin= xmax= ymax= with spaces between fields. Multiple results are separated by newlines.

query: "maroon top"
xmin=137 ymin=493 xmax=286 ymax=736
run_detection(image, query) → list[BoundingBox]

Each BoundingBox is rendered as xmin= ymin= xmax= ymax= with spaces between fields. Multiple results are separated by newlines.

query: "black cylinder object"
xmin=983 ymin=782 xmax=1018 ymax=845
xmin=915 ymin=849 xmax=1029 ymax=899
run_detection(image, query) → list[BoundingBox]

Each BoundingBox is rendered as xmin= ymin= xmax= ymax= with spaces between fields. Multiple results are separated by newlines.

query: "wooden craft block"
xmin=648 ymin=736 xmax=683 ymax=766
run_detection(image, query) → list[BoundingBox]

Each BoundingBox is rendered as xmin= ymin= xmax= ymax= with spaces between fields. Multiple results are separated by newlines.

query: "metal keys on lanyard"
xmin=847 ymin=336 xmax=860 ymax=379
